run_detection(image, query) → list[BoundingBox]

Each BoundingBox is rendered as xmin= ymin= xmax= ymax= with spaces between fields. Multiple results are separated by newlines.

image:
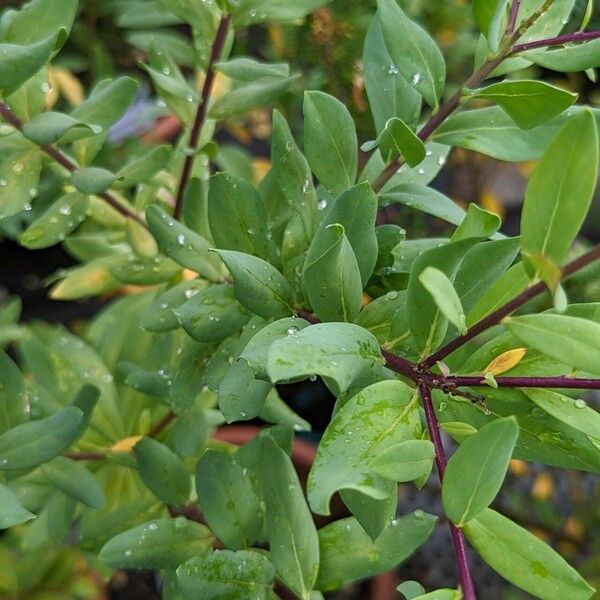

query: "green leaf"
xmin=465 ymin=80 xmax=577 ymax=130
xmin=407 ymin=239 xmax=475 ymax=354
xmin=114 ymin=145 xmax=172 ymax=189
xmin=397 ymin=581 xmax=425 ymax=600
xmin=0 ymin=484 xmax=35 ymax=529
xmin=520 ymin=109 xmax=598 ymax=265
xmin=267 ymin=323 xmax=384 ymax=395
xmin=71 ymin=167 xmax=117 ymax=195
xmin=141 ymin=280 xmax=207 ymax=332
xmin=213 ymin=249 xmax=295 ymax=320
xmin=472 ymin=0 xmax=509 ymax=51
xmin=219 ymin=359 xmax=272 ymax=422
xmin=418 ymin=267 xmax=467 ymax=335
xmin=464 ymin=509 xmax=595 ymax=599
xmin=505 ymin=314 xmax=600 ymax=376
xmin=308 ymin=380 xmax=421 ymax=516
xmin=134 ymin=437 xmax=191 ymax=506
xmin=41 ymin=456 xmax=106 ymax=508
xmin=208 ymin=172 xmax=269 ymax=259
xmin=522 ymin=38 xmax=600 ymax=73
xmin=99 ymin=518 xmax=214 ymax=569
xmin=524 ymin=388 xmax=600 ymax=439
xmin=111 ymin=255 xmax=182 ymax=286
xmin=145 ymin=204 xmax=222 ymax=281
xmin=374 ymin=117 xmax=426 ymax=167
xmin=318 ymin=182 xmax=378 ymax=285
xmin=451 ymin=204 xmax=501 ymax=241
xmin=316 ymin=512 xmax=436 ymax=591
xmin=175 ymin=284 xmax=250 ymax=342
xmin=22 ymin=112 xmax=101 ymax=145
xmin=0 ymin=351 xmax=28 ymax=434
xmin=380 ymin=184 xmax=466 ymax=227
xmin=260 ymin=434 xmax=319 ymax=599
xmin=240 ymin=317 xmax=310 ymax=380
xmin=0 ymin=407 xmax=83 ymax=471
xmin=363 ymin=16 xmax=421 ymax=133
xmin=215 ymin=57 xmax=289 ymax=81
xmin=303 ymin=224 xmax=363 ymax=322
xmin=178 ymin=550 xmax=276 ymax=600
xmin=304 ymin=91 xmax=357 ymax=195
xmin=0 ymin=31 xmax=66 ymax=96
xmin=196 ymin=449 xmax=262 ymax=549
xmin=442 ymin=418 xmax=518 ymax=526
xmin=127 ymin=218 xmax=159 ymax=259
xmin=369 ymin=440 xmax=434 ymax=482
xmin=19 ymin=192 xmax=89 ymax=249
xmin=209 ymin=75 xmax=298 ymax=119
xmin=233 ymin=0 xmax=333 ymax=26
xmin=376 ymin=0 xmax=445 ymax=108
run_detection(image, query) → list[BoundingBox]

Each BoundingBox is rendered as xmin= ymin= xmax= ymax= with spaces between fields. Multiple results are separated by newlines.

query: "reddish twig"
xmin=513 ymin=30 xmax=600 ymax=53
xmin=507 ymin=0 xmax=522 ymax=35
xmin=419 ymin=384 xmax=477 ymax=600
xmin=173 ymin=14 xmax=232 ymax=219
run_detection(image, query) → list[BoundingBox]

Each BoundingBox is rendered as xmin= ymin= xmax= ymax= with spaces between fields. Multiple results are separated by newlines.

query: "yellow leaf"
xmin=484 ymin=348 xmax=527 ymax=376
xmin=111 ymin=435 xmax=143 ymax=453
xmin=251 ymin=157 xmax=271 ymax=185
xmin=46 ymin=66 xmax=84 ymax=109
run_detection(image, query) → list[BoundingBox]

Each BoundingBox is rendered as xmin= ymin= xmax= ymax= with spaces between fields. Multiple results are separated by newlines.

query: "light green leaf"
xmin=260 ymin=434 xmax=319 ymax=600
xmin=369 ymin=439 xmax=435 ymax=482
xmin=304 ymin=91 xmax=357 ymax=195
xmin=209 ymin=75 xmax=298 ymax=119
xmin=71 ymin=167 xmax=117 ymax=195
xmin=99 ymin=518 xmax=214 ymax=569
xmin=520 ymin=109 xmax=598 ymax=265
xmin=419 ymin=267 xmax=467 ymax=335
xmin=22 ymin=112 xmax=101 ymax=145
xmin=442 ymin=418 xmax=518 ymax=526
xmin=111 ymin=255 xmax=182 ymax=286
xmin=451 ymin=204 xmax=501 ymax=241
xmin=175 ymin=284 xmax=250 ymax=342
xmin=465 ymin=80 xmax=577 ymax=130
xmin=267 ymin=323 xmax=385 ymax=395
xmin=19 ymin=192 xmax=89 ymax=249
xmin=0 ymin=351 xmax=28 ymax=434
xmin=472 ymin=0 xmax=509 ymax=51
xmin=215 ymin=57 xmax=289 ymax=81
xmin=303 ymin=224 xmax=363 ymax=322
xmin=213 ymin=249 xmax=295 ymax=320
xmin=464 ymin=509 xmax=595 ymax=599
xmin=375 ymin=117 xmax=426 ymax=167
xmin=114 ymin=145 xmax=172 ymax=189
xmin=524 ymin=388 xmax=600 ymax=439
xmin=0 ymin=407 xmax=83 ymax=470
xmin=363 ymin=16 xmax=421 ymax=133
xmin=308 ymin=380 xmax=421 ymax=516
xmin=0 ymin=484 xmax=35 ymax=529
xmin=134 ymin=437 xmax=191 ymax=506
xmin=178 ymin=550 xmax=276 ymax=600
xmin=208 ymin=172 xmax=269 ymax=259
xmin=233 ymin=0 xmax=333 ymax=26
xmin=522 ymin=38 xmax=600 ymax=72
xmin=505 ymin=314 xmax=600 ymax=376
xmin=196 ymin=449 xmax=262 ymax=549
xmin=145 ymin=204 xmax=222 ymax=281
xmin=377 ymin=0 xmax=445 ymax=108
xmin=316 ymin=513 xmax=436 ymax=591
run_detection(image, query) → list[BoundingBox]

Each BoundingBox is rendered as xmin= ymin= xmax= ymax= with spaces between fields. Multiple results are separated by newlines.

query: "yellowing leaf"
xmin=46 ymin=66 xmax=84 ymax=108
xmin=484 ymin=348 xmax=527 ymax=375
xmin=111 ymin=435 xmax=143 ymax=453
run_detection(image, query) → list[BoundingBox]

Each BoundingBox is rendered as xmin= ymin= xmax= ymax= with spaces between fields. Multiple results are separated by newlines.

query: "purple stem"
xmin=418 ymin=384 xmax=477 ymax=600
xmin=421 ymin=242 xmax=600 ymax=369
xmin=513 ymin=30 xmax=600 ymax=53
xmin=507 ymin=0 xmax=522 ymax=35
xmin=174 ymin=14 xmax=231 ymax=219
xmin=441 ymin=375 xmax=600 ymax=390
xmin=0 ymin=102 xmax=145 ymax=226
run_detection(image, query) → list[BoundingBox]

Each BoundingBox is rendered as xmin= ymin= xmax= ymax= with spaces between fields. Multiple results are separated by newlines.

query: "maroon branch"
xmin=419 ymin=384 xmax=477 ymax=600
xmin=0 ymin=102 xmax=145 ymax=226
xmin=173 ymin=14 xmax=232 ymax=219
xmin=507 ymin=0 xmax=522 ymax=35
xmin=439 ymin=375 xmax=600 ymax=390
xmin=513 ymin=30 xmax=600 ymax=53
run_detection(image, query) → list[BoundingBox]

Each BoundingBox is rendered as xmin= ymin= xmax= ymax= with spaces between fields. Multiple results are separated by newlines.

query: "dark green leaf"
xmin=215 ymin=57 xmax=289 ymax=81
xmin=0 ymin=483 xmax=35 ymax=529
xmin=22 ymin=111 xmax=101 ymax=145
xmin=523 ymin=38 xmax=600 ymax=73
xmin=233 ymin=0 xmax=333 ymax=26
xmin=375 ymin=117 xmax=426 ymax=167
xmin=0 ymin=351 xmax=28 ymax=434
xmin=114 ymin=145 xmax=172 ymax=189
xmin=472 ymin=0 xmax=509 ymax=51
xmin=71 ymin=167 xmax=116 ymax=195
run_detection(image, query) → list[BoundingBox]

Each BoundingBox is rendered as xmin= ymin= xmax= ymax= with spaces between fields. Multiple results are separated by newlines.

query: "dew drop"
xmin=574 ymin=399 xmax=586 ymax=409
xmin=411 ymin=72 xmax=422 ymax=85
xmin=317 ymin=199 xmax=328 ymax=211
xmin=388 ymin=64 xmax=399 ymax=75
xmin=286 ymin=326 xmax=298 ymax=336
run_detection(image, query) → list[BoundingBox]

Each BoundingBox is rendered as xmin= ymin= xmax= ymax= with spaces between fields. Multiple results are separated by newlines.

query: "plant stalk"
xmin=418 ymin=383 xmax=477 ymax=600
xmin=507 ymin=0 xmax=522 ymax=34
xmin=438 ymin=375 xmax=600 ymax=390
xmin=173 ymin=13 xmax=232 ymax=219
xmin=0 ymin=102 xmax=146 ymax=226
xmin=513 ymin=29 xmax=600 ymax=53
